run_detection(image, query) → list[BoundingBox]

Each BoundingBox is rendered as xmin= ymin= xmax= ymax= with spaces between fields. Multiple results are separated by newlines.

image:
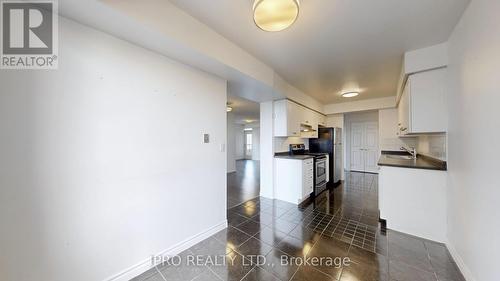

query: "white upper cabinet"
xmin=274 ymin=99 xmax=300 ymax=137
xmin=398 ymin=68 xmax=447 ymax=135
xmin=317 ymin=112 xmax=327 ymax=127
xmin=274 ymin=99 xmax=324 ymax=138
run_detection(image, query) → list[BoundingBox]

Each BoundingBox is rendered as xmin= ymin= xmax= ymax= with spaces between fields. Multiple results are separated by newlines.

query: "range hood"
xmin=300 ymin=123 xmax=316 ymax=132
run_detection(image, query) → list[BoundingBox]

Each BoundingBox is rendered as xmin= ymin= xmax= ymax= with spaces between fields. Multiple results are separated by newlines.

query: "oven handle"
xmin=315 ymin=180 xmax=327 ymax=188
xmin=316 ymin=158 xmax=327 ymax=164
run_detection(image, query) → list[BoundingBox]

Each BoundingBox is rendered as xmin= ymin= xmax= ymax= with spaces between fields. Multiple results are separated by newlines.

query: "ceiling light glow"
xmin=253 ymin=0 xmax=300 ymax=32
xmin=342 ymin=91 xmax=359 ymax=98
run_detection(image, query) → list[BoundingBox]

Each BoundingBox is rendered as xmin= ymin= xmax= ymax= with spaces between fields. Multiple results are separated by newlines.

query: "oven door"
xmin=315 ymin=158 xmax=327 ymax=186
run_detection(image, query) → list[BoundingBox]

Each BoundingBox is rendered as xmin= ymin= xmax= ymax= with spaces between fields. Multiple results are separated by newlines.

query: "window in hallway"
xmin=244 ymin=130 xmax=252 ymax=159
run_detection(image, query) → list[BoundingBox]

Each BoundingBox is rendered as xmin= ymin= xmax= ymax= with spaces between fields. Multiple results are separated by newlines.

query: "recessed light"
xmin=342 ymin=91 xmax=359 ymax=98
xmin=253 ymin=0 xmax=300 ymax=32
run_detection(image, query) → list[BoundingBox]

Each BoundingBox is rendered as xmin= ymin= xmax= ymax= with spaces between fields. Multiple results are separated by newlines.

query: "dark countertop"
xmin=378 ymin=151 xmax=447 ymax=171
xmin=274 ymin=154 xmax=315 ymax=160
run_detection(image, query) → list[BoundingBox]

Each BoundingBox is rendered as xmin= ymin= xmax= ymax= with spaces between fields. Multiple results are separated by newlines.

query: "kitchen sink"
xmin=386 ymin=155 xmax=415 ymax=160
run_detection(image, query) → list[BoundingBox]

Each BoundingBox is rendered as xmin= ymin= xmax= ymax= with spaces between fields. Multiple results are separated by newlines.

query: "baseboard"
xmin=446 ymin=241 xmax=476 ymax=281
xmin=103 ymin=220 xmax=228 ymax=281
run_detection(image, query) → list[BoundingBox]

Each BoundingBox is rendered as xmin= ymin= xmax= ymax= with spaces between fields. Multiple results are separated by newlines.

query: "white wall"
xmin=227 ymin=114 xmax=246 ymax=172
xmin=0 ymin=17 xmax=227 ymax=281
xmin=251 ymin=128 xmax=260 ymax=161
xmin=235 ymin=126 xmax=245 ymax=160
xmin=260 ymin=102 xmax=274 ymax=198
xmin=227 ymin=113 xmax=237 ymax=173
xmin=344 ymin=111 xmax=379 ymax=171
xmin=446 ymin=1 xmax=500 ymax=280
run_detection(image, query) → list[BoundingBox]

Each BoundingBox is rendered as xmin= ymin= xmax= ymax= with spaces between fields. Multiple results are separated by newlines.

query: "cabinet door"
xmin=317 ymin=113 xmax=326 ymax=127
xmin=399 ymin=81 xmax=410 ymax=135
xmin=302 ymin=159 xmax=314 ymax=198
xmin=409 ymin=68 xmax=447 ymax=133
xmin=287 ymin=101 xmax=301 ymax=137
xmin=273 ymin=100 xmax=288 ymax=137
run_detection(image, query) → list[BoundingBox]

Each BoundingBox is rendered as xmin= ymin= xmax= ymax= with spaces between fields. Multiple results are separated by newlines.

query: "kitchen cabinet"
xmin=275 ymin=157 xmax=314 ymax=204
xmin=274 ymin=99 xmax=300 ymax=137
xmin=317 ymin=113 xmax=327 ymax=127
xmin=398 ymin=68 xmax=447 ymax=135
xmin=379 ymin=165 xmax=446 ymax=242
xmin=274 ymin=99 xmax=324 ymax=138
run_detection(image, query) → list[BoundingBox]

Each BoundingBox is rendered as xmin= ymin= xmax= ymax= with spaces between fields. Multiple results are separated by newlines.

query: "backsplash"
xmin=274 ymin=137 xmax=309 ymax=153
xmin=380 ymin=136 xmax=417 ymax=151
xmin=416 ymin=134 xmax=447 ymax=160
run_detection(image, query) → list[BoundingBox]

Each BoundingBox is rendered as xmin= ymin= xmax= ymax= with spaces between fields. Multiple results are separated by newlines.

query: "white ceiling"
xmin=169 ymin=0 xmax=469 ymax=104
xmin=228 ymin=95 xmax=260 ymax=125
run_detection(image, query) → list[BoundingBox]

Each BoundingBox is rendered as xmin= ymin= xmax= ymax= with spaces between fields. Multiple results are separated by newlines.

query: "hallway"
xmin=135 ymin=172 xmax=464 ymax=281
xmin=227 ymin=160 xmax=260 ymax=209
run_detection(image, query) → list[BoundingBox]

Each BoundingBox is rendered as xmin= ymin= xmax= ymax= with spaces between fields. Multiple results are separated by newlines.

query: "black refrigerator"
xmin=309 ymin=127 xmax=342 ymax=187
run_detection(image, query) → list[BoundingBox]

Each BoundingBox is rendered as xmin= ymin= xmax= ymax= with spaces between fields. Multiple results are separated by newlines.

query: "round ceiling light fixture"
xmin=342 ymin=91 xmax=360 ymax=98
xmin=253 ymin=0 xmax=300 ymax=32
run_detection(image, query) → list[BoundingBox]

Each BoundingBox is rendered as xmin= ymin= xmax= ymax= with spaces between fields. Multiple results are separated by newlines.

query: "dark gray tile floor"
xmin=133 ymin=172 xmax=465 ymax=281
xmin=227 ymin=160 xmax=260 ymax=209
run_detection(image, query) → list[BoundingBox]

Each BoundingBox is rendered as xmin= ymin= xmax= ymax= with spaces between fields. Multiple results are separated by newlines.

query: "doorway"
xmin=344 ymin=110 xmax=380 ymax=174
xmin=226 ymin=94 xmax=260 ymax=208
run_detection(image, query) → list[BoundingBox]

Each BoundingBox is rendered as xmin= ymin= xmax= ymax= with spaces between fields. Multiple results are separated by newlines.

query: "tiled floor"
xmin=227 ymin=160 xmax=260 ymax=208
xmin=133 ymin=172 xmax=465 ymax=281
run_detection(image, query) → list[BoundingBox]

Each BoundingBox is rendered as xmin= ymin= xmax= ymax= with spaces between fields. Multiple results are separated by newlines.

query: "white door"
xmin=350 ymin=122 xmax=379 ymax=173
xmin=364 ymin=122 xmax=379 ymax=173
xmin=350 ymin=123 xmax=365 ymax=172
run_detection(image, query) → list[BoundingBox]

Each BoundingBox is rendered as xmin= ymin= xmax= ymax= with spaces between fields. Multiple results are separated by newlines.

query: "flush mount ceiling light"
xmin=342 ymin=91 xmax=360 ymax=98
xmin=253 ymin=0 xmax=300 ymax=32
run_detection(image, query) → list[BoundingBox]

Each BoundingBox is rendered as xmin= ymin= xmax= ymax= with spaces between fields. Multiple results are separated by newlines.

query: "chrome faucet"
xmin=400 ymin=146 xmax=417 ymax=159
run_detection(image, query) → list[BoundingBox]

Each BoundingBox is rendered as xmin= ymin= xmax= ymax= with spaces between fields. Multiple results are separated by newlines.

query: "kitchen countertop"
xmin=274 ymin=154 xmax=315 ymax=160
xmin=378 ymin=151 xmax=447 ymax=171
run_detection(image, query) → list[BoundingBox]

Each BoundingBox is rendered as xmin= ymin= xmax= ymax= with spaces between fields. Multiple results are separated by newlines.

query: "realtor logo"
xmin=1 ymin=0 xmax=58 ymax=69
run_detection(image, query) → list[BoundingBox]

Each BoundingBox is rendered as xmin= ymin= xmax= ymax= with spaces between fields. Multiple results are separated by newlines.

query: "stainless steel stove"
xmin=289 ymin=144 xmax=329 ymax=197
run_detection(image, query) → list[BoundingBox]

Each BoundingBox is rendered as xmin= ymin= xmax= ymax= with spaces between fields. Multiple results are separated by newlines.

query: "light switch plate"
xmin=203 ymin=133 xmax=210 ymax=143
